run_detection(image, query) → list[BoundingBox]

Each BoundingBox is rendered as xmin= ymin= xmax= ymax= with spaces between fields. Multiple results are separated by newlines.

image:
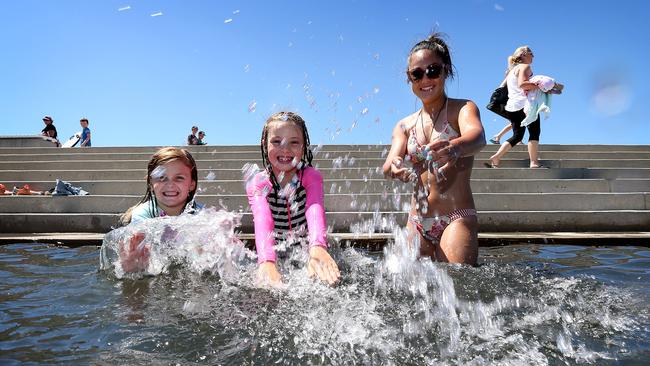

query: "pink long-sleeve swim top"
xmin=246 ymin=166 xmax=328 ymax=263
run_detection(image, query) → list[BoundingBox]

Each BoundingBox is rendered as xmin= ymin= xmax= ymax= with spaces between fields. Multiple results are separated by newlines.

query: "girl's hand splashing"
xmin=119 ymin=232 xmax=150 ymax=273
xmin=257 ymin=261 xmax=283 ymax=287
xmin=307 ymin=246 xmax=341 ymax=286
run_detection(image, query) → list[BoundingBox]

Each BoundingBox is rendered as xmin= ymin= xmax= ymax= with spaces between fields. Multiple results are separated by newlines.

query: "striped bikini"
xmin=267 ymin=177 xmax=308 ymax=241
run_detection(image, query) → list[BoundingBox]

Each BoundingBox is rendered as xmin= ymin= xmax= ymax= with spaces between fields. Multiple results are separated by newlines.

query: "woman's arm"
xmin=382 ymin=119 xmax=412 ymax=181
xmin=431 ymin=100 xmax=485 ymax=170
xmin=518 ymin=64 xmax=538 ymax=91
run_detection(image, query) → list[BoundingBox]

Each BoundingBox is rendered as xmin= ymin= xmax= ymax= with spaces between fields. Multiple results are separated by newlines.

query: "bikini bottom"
xmin=409 ymin=208 xmax=477 ymax=243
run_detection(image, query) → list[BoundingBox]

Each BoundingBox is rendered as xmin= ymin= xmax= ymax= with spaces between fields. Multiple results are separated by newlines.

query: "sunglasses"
xmin=408 ymin=63 xmax=443 ymax=82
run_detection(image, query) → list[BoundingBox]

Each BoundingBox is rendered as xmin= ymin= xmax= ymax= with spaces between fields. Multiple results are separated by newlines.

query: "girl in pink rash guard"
xmin=246 ymin=112 xmax=340 ymax=286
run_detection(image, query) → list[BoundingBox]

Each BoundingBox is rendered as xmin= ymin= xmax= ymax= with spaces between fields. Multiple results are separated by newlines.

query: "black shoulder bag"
xmin=486 ymin=83 xmax=509 ymax=118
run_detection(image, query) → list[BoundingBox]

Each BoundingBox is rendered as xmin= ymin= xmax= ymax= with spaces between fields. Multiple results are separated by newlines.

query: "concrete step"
xmin=3 ymin=167 xmax=650 ymax=181
xmin=1 ymin=144 xmax=650 ymax=157
xmin=0 ymin=151 xmax=386 ymax=161
xmin=0 ymin=144 xmax=393 ymax=155
xmin=0 ymin=136 xmax=58 ymax=148
xmin=2 ymin=192 xmax=648 ymax=214
xmin=5 ymin=150 xmax=650 ymax=162
xmin=2 ymin=178 xmax=649 ymax=195
xmin=3 ymin=157 xmax=649 ymax=171
xmin=2 ymin=210 xmax=649 ymax=233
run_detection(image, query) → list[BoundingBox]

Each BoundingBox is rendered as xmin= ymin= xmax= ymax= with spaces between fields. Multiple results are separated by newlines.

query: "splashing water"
xmin=150 ymin=165 xmax=166 ymax=180
xmin=100 ymin=208 xmax=247 ymax=281
xmin=205 ymin=171 xmax=216 ymax=181
xmin=95 ymin=210 xmax=650 ymax=364
xmin=241 ymin=162 xmax=260 ymax=184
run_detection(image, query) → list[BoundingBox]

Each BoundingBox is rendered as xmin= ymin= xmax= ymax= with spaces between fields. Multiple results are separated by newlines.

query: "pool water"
xmin=1 ymin=242 xmax=649 ymax=365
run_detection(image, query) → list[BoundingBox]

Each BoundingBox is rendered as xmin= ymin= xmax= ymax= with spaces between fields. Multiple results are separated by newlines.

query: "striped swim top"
xmin=267 ymin=181 xmax=308 ymax=240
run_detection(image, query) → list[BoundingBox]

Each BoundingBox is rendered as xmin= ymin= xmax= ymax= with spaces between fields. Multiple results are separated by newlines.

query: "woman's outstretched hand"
xmin=119 ymin=232 xmax=150 ymax=273
xmin=257 ymin=261 xmax=283 ymax=287
xmin=426 ymin=139 xmax=460 ymax=178
xmin=308 ymin=246 xmax=341 ymax=286
xmin=389 ymin=156 xmax=416 ymax=182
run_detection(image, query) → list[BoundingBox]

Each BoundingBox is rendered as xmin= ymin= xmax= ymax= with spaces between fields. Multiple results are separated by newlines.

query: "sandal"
xmin=529 ymin=163 xmax=547 ymax=169
xmin=483 ymin=161 xmax=499 ymax=168
xmin=489 ymin=137 xmax=500 ymax=144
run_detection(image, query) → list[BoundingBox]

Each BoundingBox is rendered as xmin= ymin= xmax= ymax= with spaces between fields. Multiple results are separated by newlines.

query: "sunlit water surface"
xmin=1 ymin=230 xmax=649 ymax=365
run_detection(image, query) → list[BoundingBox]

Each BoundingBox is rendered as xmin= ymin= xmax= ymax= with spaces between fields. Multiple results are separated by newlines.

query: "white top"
xmin=505 ymin=64 xmax=528 ymax=112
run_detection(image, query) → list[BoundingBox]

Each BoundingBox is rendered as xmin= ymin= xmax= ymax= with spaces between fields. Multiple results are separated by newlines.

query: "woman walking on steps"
xmin=487 ymin=46 xmax=544 ymax=169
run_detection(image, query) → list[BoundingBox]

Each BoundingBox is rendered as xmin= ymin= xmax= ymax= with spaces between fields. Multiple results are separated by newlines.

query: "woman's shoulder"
xmin=447 ymin=98 xmax=480 ymax=126
xmin=396 ymin=111 xmax=419 ymax=131
xmin=448 ymin=97 xmax=478 ymax=112
xmin=516 ymin=63 xmax=532 ymax=74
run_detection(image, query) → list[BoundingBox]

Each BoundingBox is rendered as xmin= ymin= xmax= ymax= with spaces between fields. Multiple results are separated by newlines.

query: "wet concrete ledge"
xmin=2 ymin=232 xmax=650 ymax=248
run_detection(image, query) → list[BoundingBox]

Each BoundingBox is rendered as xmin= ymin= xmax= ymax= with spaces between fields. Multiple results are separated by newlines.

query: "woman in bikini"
xmin=382 ymin=33 xmax=486 ymax=265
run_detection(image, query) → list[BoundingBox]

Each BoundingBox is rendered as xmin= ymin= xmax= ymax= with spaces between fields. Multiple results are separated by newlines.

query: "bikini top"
xmin=406 ymin=101 xmax=459 ymax=165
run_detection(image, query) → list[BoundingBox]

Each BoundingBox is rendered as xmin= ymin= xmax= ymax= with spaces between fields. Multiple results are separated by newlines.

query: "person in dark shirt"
xmin=41 ymin=116 xmax=57 ymax=139
xmin=197 ymin=131 xmax=206 ymax=145
xmin=187 ymin=126 xmax=199 ymax=145
xmin=41 ymin=115 xmax=60 ymax=146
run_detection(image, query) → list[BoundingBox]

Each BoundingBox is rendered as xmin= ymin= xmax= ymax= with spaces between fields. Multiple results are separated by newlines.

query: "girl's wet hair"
xmin=120 ymin=147 xmax=198 ymax=225
xmin=507 ymin=45 xmax=532 ymax=70
xmin=407 ymin=32 xmax=455 ymax=81
xmin=260 ymin=111 xmax=313 ymax=189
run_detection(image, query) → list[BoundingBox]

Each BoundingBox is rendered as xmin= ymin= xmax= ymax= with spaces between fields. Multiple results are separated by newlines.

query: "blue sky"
xmin=1 ymin=1 xmax=649 ymax=147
